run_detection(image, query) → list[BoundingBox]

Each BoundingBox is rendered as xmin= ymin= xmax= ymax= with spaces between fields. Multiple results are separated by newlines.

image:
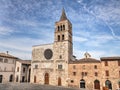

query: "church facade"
xmin=31 ymin=9 xmax=120 ymax=90
xmin=31 ymin=8 xmax=73 ymax=86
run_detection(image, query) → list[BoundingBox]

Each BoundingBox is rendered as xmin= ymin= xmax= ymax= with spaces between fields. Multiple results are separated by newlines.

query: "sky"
xmin=0 ymin=0 xmax=120 ymax=60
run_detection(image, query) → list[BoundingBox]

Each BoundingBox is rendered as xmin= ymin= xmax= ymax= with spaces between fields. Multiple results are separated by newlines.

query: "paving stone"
xmin=0 ymin=83 xmax=82 ymax=90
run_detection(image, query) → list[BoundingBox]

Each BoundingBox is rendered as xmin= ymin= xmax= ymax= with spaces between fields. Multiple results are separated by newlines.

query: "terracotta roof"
xmin=69 ymin=58 xmax=100 ymax=64
xmin=60 ymin=8 xmax=68 ymax=21
xmin=101 ymin=57 xmax=120 ymax=61
xmin=0 ymin=53 xmax=18 ymax=59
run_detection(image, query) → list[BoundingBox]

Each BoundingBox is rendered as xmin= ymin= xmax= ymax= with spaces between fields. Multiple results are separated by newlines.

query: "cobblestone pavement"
xmin=0 ymin=83 xmax=82 ymax=90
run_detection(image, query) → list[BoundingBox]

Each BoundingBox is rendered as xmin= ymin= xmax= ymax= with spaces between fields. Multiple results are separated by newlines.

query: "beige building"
xmin=15 ymin=60 xmax=31 ymax=83
xmin=0 ymin=52 xmax=18 ymax=83
xmin=69 ymin=53 xmax=120 ymax=90
xmin=100 ymin=57 xmax=120 ymax=90
xmin=69 ymin=52 xmax=101 ymax=90
xmin=31 ymin=8 xmax=72 ymax=86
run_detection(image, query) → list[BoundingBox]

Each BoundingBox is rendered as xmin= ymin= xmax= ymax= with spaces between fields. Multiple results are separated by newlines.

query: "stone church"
xmin=31 ymin=8 xmax=73 ymax=86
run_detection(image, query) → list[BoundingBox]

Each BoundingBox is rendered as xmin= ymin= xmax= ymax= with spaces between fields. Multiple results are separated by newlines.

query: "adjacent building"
xmin=15 ymin=60 xmax=31 ymax=83
xmin=100 ymin=57 xmax=120 ymax=90
xmin=0 ymin=52 xmax=18 ymax=83
xmin=69 ymin=52 xmax=101 ymax=90
xmin=0 ymin=52 xmax=31 ymax=84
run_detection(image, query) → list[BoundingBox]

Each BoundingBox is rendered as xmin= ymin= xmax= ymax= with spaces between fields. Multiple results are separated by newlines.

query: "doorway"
xmin=0 ymin=75 xmax=3 ymax=83
xmin=58 ymin=77 xmax=61 ymax=86
xmin=44 ymin=73 xmax=49 ymax=84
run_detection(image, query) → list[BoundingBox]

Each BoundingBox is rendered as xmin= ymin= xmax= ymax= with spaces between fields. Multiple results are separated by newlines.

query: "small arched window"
xmin=61 ymin=25 xmax=62 ymax=31
xmin=62 ymin=35 xmax=64 ymax=40
xmin=58 ymin=26 xmax=60 ymax=31
xmin=17 ymin=67 xmax=19 ymax=72
xmin=58 ymin=35 xmax=60 ymax=41
xmin=63 ymin=25 xmax=65 ymax=30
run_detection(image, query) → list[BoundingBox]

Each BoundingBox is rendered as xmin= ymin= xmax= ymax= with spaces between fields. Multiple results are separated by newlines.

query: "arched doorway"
xmin=34 ymin=75 xmax=36 ymax=83
xmin=9 ymin=74 xmax=13 ymax=82
xmin=58 ymin=77 xmax=61 ymax=86
xmin=94 ymin=80 xmax=100 ymax=90
xmin=44 ymin=73 xmax=49 ymax=84
xmin=0 ymin=75 xmax=3 ymax=83
xmin=80 ymin=79 xmax=85 ymax=88
xmin=105 ymin=80 xmax=112 ymax=89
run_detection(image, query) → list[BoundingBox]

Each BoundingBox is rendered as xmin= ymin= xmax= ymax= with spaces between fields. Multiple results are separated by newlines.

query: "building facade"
xmin=0 ymin=52 xmax=31 ymax=84
xmin=69 ymin=54 xmax=120 ymax=90
xmin=69 ymin=52 xmax=101 ymax=90
xmin=15 ymin=60 xmax=31 ymax=83
xmin=0 ymin=53 xmax=18 ymax=83
xmin=31 ymin=8 xmax=72 ymax=86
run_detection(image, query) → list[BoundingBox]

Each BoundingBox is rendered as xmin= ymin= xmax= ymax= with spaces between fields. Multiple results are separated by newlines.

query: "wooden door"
xmin=58 ymin=77 xmax=61 ymax=86
xmin=45 ymin=73 xmax=49 ymax=84
xmin=34 ymin=76 xmax=36 ymax=83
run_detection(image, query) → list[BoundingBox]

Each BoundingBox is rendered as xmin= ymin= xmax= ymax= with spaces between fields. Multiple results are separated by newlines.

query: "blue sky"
xmin=0 ymin=0 xmax=120 ymax=60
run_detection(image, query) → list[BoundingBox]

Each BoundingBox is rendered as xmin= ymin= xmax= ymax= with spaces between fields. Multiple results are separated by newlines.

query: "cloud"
xmin=0 ymin=26 xmax=14 ymax=35
xmin=76 ymin=0 xmax=120 ymax=39
xmin=73 ymin=48 xmax=106 ymax=59
xmin=73 ymin=36 xmax=88 ymax=42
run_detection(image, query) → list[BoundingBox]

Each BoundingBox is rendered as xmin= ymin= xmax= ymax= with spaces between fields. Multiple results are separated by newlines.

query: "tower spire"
xmin=60 ymin=8 xmax=68 ymax=21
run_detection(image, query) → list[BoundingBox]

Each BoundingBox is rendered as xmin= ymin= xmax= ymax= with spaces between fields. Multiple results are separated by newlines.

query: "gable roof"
xmin=69 ymin=58 xmax=100 ymax=64
xmin=0 ymin=53 xmax=19 ymax=59
xmin=101 ymin=57 xmax=120 ymax=61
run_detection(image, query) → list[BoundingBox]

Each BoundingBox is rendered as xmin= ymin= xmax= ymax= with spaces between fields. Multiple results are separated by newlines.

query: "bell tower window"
xmin=58 ymin=35 xmax=60 ymax=41
xmin=61 ymin=25 xmax=62 ymax=31
xmin=62 ymin=35 xmax=64 ymax=40
xmin=63 ymin=25 xmax=65 ymax=30
xmin=58 ymin=26 xmax=60 ymax=31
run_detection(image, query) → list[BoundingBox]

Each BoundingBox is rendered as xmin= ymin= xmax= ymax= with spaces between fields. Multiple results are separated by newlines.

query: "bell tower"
xmin=54 ymin=8 xmax=72 ymax=44
xmin=53 ymin=8 xmax=73 ymax=86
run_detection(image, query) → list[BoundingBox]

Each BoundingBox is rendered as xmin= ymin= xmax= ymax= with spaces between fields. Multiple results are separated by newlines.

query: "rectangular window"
xmin=0 ymin=58 xmax=3 ymax=62
xmin=106 ymin=70 xmax=109 ymax=76
xmin=62 ymin=35 xmax=64 ymax=40
xmin=23 ymin=67 xmax=25 ymax=73
xmin=71 ymin=80 xmax=74 ymax=83
xmin=58 ymin=65 xmax=62 ymax=69
xmin=58 ymin=35 xmax=60 ymax=41
xmin=95 ymin=72 xmax=98 ymax=76
xmin=84 ymin=72 xmax=87 ymax=76
xmin=4 ymin=59 xmax=8 ymax=63
xmin=17 ymin=67 xmax=19 ymax=72
xmin=105 ymin=61 xmax=108 ymax=66
xmin=73 ymin=72 xmax=76 ymax=76
xmin=81 ymin=72 xmax=84 ymax=76
xmin=35 ymin=65 xmax=38 ymax=69
xmin=94 ymin=65 xmax=97 ymax=69
xmin=118 ymin=61 xmax=120 ymax=66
